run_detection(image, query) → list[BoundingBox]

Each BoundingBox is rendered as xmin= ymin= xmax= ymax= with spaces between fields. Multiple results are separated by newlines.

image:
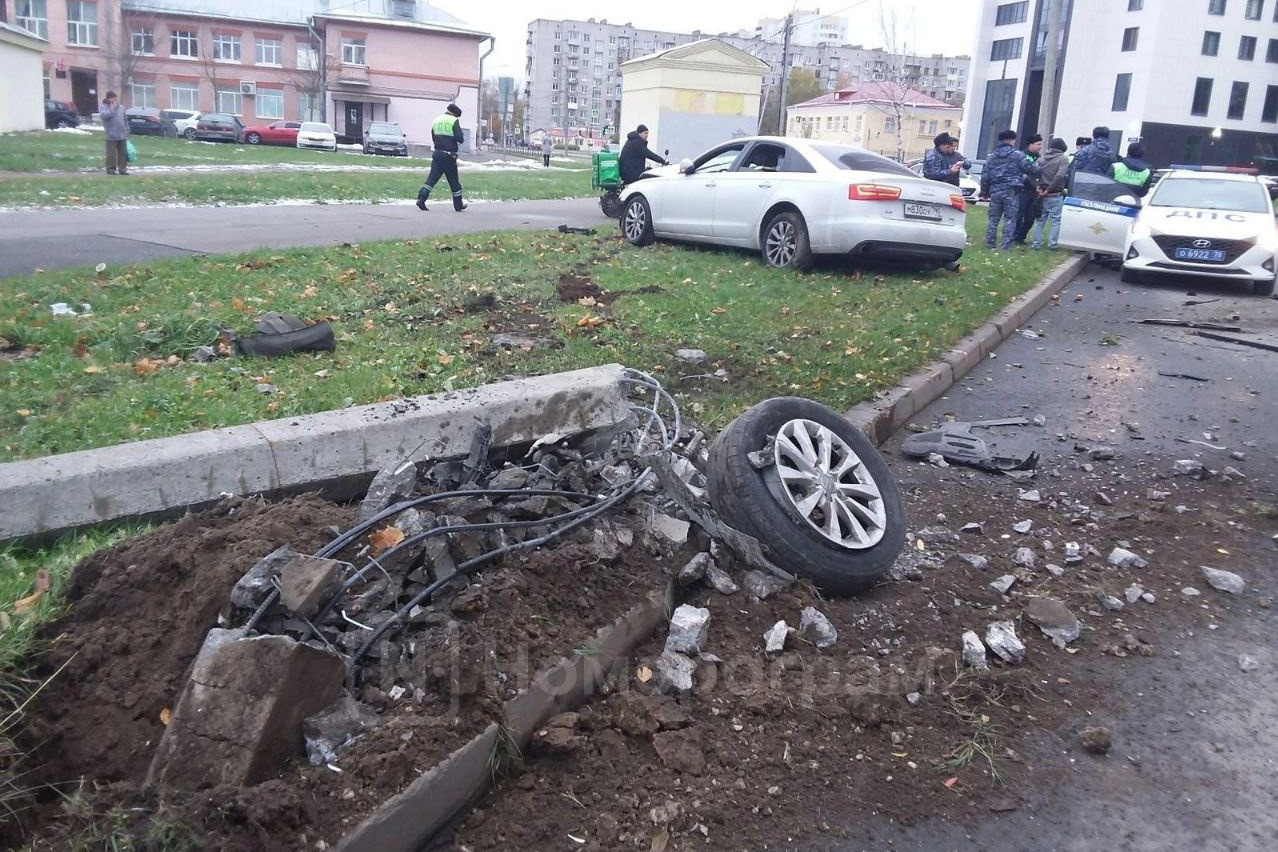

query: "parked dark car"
xmin=45 ymin=100 xmax=79 ymax=129
xmin=193 ymin=113 xmax=245 ymax=143
xmin=362 ymin=121 xmax=408 ymax=156
xmin=126 ymin=107 xmax=179 ymax=137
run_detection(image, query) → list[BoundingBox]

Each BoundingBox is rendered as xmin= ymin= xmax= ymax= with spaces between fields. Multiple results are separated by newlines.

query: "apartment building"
xmin=522 ymin=16 xmax=969 ymax=141
xmin=962 ymin=0 xmax=1278 ymax=171
xmin=755 ymin=8 xmax=849 ymax=47
xmin=11 ymin=0 xmax=488 ymax=143
xmin=787 ymin=83 xmax=963 ymax=161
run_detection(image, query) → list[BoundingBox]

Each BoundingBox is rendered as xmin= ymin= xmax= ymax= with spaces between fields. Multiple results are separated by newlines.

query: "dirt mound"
xmin=557 ymin=274 xmax=606 ymax=303
xmin=27 ymin=495 xmax=353 ymax=789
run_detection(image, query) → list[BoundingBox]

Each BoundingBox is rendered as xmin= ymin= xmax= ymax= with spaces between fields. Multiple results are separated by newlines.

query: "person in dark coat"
xmin=922 ymin=132 xmax=965 ymax=186
xmin=1107 ymin=141 xmax=1154 ymax=197
xmin=1013 ymin=133 xmax=1044 ymax=244
xmin=1069 ymin=125 xmax=1119 ymax=182
xmin=1030 ymin=138 xmax=1070 ymax=249
xmin=618 ymin=124 xmax=668 ymax=184
xmin=417 ymin=103 xmax=467 ymax=211
xmin=980 ymin=129 xmax=1037 ymax=251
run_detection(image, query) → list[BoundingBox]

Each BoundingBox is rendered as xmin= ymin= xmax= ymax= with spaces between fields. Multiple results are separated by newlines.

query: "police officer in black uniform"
xmin=417 ymin=103 xmax=467 ymax=212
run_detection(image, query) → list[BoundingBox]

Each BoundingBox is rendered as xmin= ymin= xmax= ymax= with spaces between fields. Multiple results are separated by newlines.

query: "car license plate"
xmin=904 ymin=202 xmax=943 ymax=221
xmin=1174 ymin=247 xmax=1226 ymax=262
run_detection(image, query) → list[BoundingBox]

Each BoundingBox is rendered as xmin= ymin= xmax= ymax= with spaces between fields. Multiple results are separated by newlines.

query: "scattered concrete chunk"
xmin=742 ymin=569 xmax=790 ymax=600
xmin=147 ymin=633 xmax=345 ymax=789
xmin=763 ymin=620 xmax=789 ymax=654
xmin=1045 ymin=563 xmax=1064 ymax=577
xmin=1063 ymin=542 xmax=1083 ymax=564
xmin=647 ymin=513 xmax=691 ymax=546
xmin=1079 ymin=726 xmax=1112 ymax=755
xmin=957 ymin=553 xmax=989 ymax=571
xmin=654 ymin=650 xmax=696 ymax=695
xmin=1172 ymin=459 xmax=1206 ymax=478
xmin=665 ymin=604 xmax=711 ymax=656
xmin=1108 ymin=547 xmax=1148 ymax=569
xmin=960 ymin=522 xmax=985 ymax=535
xmin=1097 ymin=593 xmax=1125 ymax=611
xmin=917 ymin=527 xmax=960 ymax=544
xmin=358 ymin=460 xmax=419 ymax=523
xmin=1018 ymin=489 xmax=1041 ymax=502
xmin=961 ymin=631 xmax=988 ymax=670
xmin=984 ymin=621 xmax=1026 ymax=664
xmin=989 ymin=574 xmax=1017 ymax=595
xmin=798 ymin=607 xmax=838 ymax=649
xmin=1201 ymin=566 xmax=1245 ymax=595
xmin=705 ymin=564 xmax=739 ymax=595
xmin=488 ymin=466 xmax=531 ymax=490
xmin=1222 ymin=466 xmax=1246 ymax=480
xmin=1012 ymin=520 xmax=1033 ymax=534
xmin=1124 ymin=584 xmax=1145 ymax=604
xmin=303 ymin=695 xmax=381 ymax=766
xmin=1181 ymin=587 xmax=1201 ymax=597
xmin=675 ymin=348 xmax=709 ymax=364
xmin=1239 ymin=655 xmax=1259 ymax=673
xmin=1024 ymin=597 xmax=1081 ymax=648
xmin=1012 ymin=547 xmax=1036 ymax=568
xmin=278 ymin=554 xmax=344 ymax=619
xmin=229 ymin=545 xmax=299 ymax=610
xmin=676 ymin=552 xmax=712 ymax=585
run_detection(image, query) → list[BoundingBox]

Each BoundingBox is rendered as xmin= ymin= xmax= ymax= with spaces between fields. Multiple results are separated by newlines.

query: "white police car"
xmin=1058 ymin=166 xmax=1278 ymax=296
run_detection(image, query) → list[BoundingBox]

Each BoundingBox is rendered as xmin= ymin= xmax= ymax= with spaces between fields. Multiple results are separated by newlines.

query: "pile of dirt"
xmin=556 ymin=273 xmax=664 ymax=305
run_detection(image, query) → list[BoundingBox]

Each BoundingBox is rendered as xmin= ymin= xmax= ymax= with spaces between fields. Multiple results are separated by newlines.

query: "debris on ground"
xmin=231 ymin=311 xmax=336 ymax=357
xmin=1201 ymin=566 xmax=1246 ymax=594
xmin=1079 ymin=725 xmax=1113 ymax=755
xmin=961 ymin=630 xmax=989 ymax=670
xmin=763 ymin=620 xmax=789 ymax=653
xmin=798 ymin=606 xmax=838 ymax=649
xmin=1108 ymin=547 xmax=1148 ymax=569
xmin=901 ymin=423 xmax=1039 ymax=472
xmin=1023 ymin=597 xmax=1081 ymax=648
xmin=665 ymin=605 xmax=710 ymax=655
xmin=984 ymin=620 xmax=1026 ymax=663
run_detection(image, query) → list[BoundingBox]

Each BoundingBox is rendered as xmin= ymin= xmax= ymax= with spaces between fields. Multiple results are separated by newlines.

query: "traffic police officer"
xmin=417 ymin=103 xmax=467 ymax=212
xmin=1107 ymin=141 xmax=1153 ymax=197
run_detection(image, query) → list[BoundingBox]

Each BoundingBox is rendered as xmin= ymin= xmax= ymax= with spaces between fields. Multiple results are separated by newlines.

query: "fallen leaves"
xmin=14 ymin=569 xmax=51 ymax=614
xmin=576 ymin=315 xmax=604 ymax=328
xmin=369 ymin=525 xmax=405 ymax=555
xmin=82 ymin=365 xmax=104 ymax=374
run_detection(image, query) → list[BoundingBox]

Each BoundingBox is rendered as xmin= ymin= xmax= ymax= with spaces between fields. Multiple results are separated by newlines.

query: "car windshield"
xmin=1148 ymin=178 xmax=1270 ymax=213
xmin=301 ymin=123 xmax=333 ymax=133
xmin=369 ymin=123 xmax=398 ymax=134
xmin=810 ymin=144 xmax=917 ymax=177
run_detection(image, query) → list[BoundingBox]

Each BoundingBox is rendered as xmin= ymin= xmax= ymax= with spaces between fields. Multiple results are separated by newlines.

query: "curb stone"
xmin=334 ymin=580 xmax=677 ymax=852
xmin=846 ymin=253 xmax=1088 ymax=444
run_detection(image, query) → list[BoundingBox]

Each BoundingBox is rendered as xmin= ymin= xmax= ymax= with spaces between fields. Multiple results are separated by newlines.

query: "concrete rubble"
xmin=677 ymin=552 xmax=712 ymax=585
xmin=989 ymin=575 xmax=1017 ymax=595
xmin=654 ymin=650 xmax=697 ymax=695
xmin=1201 ymin=566 xmax=1246 ymax=594
xmin=303 ymin=695 xmax=381 ymax=765
xmin=1108 ymin=547 xmax=1148 ymax=569
xmin=1012 ymin=547 xmax=1036 ymax=568
xmin=961 ymin=630 xmax=988 ymax=670
xmin=984 ymin=621 xmax=1026 ymax=664
xmin=1023 ymin=597 xmax=1081 ymax=648
xmin=798 ymin=607 xmax=838 ymax=649
xmin=665 ymin=605 xmax=711 ymax=656
xmin=705 ymin=563 xmax=739 ymax=595
xmin=743 ymin=569 xmax=790 ymax=600
xmin=278 ymin=554 xmax=345 ymax=619
xmin=229 ymin=545 xmax=301 ymax=610
xmin=763 ymin=620 xmax=789 ymax=653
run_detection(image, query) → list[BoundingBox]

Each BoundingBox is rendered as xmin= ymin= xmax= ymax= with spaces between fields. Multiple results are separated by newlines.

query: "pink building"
xmin=12 ymin=0 xmax=488 ymax=144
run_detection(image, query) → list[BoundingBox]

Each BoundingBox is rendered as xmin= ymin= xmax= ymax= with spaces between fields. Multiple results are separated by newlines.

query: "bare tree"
xmin=282 ymin=38 xmax=332 ymax=122
xmin=870 ymin=0 xmax=919 ymax=162
xmin=100 ymin=9 xmax=144 ymax=102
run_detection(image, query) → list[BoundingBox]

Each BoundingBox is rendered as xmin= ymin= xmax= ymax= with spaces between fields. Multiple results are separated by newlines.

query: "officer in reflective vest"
xmin=1107 ymin=141 xmax=1153 ymax=198
xmin=417 ymin=103 xmax=467 ymax=211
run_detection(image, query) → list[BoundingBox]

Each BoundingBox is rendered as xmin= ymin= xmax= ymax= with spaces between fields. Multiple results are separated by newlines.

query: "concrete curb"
xmin=846 ymin=254 xmax=1088 ymax=445
xmin=0 ymin=364 xmax=630 ymax=541
xmin=335 ymin=580 xmax=676 ymax=852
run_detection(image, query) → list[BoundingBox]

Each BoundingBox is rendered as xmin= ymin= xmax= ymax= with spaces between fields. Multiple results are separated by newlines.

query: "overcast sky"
xmin=434 ymin=0 xmax=981 ymax=80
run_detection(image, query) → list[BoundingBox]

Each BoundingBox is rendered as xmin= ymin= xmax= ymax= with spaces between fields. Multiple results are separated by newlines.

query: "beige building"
xmin=619 ymin=39 xmax=767 ymax=162
xmin=787 ymin=83 xmax=963 ymax=162
xmin=0 ymin=20 xmax=46 ymax=133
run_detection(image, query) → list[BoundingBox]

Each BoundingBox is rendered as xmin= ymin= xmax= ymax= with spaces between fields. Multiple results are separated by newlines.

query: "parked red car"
xmin=242 ymin=121 xmax=302 ymax=146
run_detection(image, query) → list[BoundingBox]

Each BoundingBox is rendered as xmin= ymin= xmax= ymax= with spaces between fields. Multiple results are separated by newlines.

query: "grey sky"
xmin=431 ymin=0 xmax=980 ymax=81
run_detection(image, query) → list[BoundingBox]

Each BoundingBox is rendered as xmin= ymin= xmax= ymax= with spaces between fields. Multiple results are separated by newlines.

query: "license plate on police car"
xmin=1174 ymin=247 xmax=1226 ymax=262
xmin=904 ymin=202 xmax=943 ymax=221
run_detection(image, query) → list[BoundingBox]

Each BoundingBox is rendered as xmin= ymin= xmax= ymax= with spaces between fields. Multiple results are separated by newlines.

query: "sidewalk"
xmin=0 ymin=198 xmax=604 ymax=277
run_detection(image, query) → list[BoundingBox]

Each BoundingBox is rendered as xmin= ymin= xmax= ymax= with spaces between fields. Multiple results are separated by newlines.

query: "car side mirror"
xmin=680 ymin=158 xmax=694 ymax=174
xmin=1114 ymin=194 xmax=1139 ymax=208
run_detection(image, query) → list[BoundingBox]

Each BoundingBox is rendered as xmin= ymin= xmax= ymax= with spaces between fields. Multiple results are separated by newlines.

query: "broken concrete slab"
xmin=646 ymin=513 xmax=690 ymax=547
xmin=654 ymin=650 xmax=696 ymax=695
xmin=1023 ymin=597 xmax=1081 ymax=648
xmin=146 ymin=633 xmax=345 ymax=789
xmin=985 ymin=621 xmax=1026 ymax=664
xmin=798 ymin=607 xmax=838 ymax=649
xmin=763 ymin=620 xmax=789 ymax=653
xmin=278 ymin=554 xmax=345 ymax=619
xmin=358 ymin=460 xmax=419 ymax=523
xmin=1201 ymin=566 xmax=1246 ymax=594
xmin=961 ymin=630 xmax=988 ymax=670
xmin=705 ymin=564 xmax=739 ymax=595
xmin=743 ymin=569 xmax=791 ymax=600
xmin=229 ymin=545 xmax=299 ymax=610
xmin=304 ymin=695 xmax=381 ymax=766
xmin=990 ymin=574 xmax=1017 ymax=595
xmin=664 ymin=605 xmax=710 ymax=656
xmin=1 ymin=364 xmax=631 ymax=541
xmin=1108 ymin=547 xmax=1148 ymax=569
xmin=676 ymin=552 xmax=712 ymax=585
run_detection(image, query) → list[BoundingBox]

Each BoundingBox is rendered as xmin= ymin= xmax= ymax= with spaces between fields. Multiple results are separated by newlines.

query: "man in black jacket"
xmin=417 ymin=103 xmax=467 ymax=211
xmin=619 ymin=125 xmax=668 ymax=184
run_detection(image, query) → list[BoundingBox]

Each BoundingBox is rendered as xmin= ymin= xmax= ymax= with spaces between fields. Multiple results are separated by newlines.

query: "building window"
xmin=216 ymin=88 xmax=243 ymax=116
xmin=342 ymin=38 xmax=366 ymax=65
xmin=298 ymin=91 xmax=319 ymax=121
xmin=213 ymin=34 xmax=241 ymax=62
xmin=885 ymin=117 xmax=896 ymax=133
xmin=256 ymin=88 xmax=283 ymax=119
xmin=1261 ymin=85 xmax=1278 ymax=122
xmin=1128 ymin=0 xmax=1143 ymax=8
xmin=256 ymin=38 xmax=283 ymax=66
xmin=171 ymin=84 xmax=199 ymax=111
xmin=1244 ymin=0 xmax=1263 ymax=18
xmin=171 ymin=30 xmax=198 ymax=58
xmin=1228 ymin=81 xmax=1248 ymax=119
xmin=1208 ymin=0 xmax=1226 ymax=13
xmin=1239 ymin=36 xmax=1257 ymax=59
xmin=1202 ymin=31 xmax=1220 ymax=55
xmin=130 ymin=81 xmax=155 ymax=108
xmin=66 ymin=1 xmax=98 ymax=46
xmin=1191 ymin=77 xmax=1213 ymax=115
xmin=1268 ymin=38 xmax=1278 ymax=62
xmin=296 ymin=44 xmax=318 ymax=70
xmin=994 ymin=2 xmax=1028 ymax=25
xmin=1121 ymin=27 xmax=1139 ymax=51
xmin=131 ymin=26 xmax=154 ymax=55
xmin=16 ymin=0 xmax=49 ymax=40
xmin=1112 ymin=73 xmax=1132 ymax=111
xmin=990 ymin=38 xmax=1022 ymax=61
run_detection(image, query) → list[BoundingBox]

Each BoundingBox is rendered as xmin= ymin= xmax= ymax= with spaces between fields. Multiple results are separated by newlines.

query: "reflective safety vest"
xmin=1112 ymin=162 xmax=1151 ymax=187
xmin=432 ymin=114 xmax=458 ymax=137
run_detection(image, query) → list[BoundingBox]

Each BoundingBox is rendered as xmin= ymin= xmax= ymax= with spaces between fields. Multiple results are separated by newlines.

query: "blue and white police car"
xmin=1059 ymin=165 xmax=1278 ymax=296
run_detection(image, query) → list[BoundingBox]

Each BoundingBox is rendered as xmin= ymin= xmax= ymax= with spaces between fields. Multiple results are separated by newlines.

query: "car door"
xmin=713 ymin=142 xmax=814 ymax=243
xmin=1058 ymin=171 xmax=1139 ymax=254
xmin=657 ymin=143 xmax=746 ymax=238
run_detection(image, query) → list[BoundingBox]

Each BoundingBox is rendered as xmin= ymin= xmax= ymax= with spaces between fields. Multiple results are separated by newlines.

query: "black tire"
xmin=621 ymin=195 xmax=655 ymax=246
xmin=1254 ymin=278 xmax=1276 ymax=297
xmin=600 ymin=190 xmax=623 ymax=219
xmin=761 ymin=211 xmax=813 ymax=271
xmin=1120 ymin=266 xmax=1141 ymax=284
xmin=246 ymin=132 xmax=261 ymax=145
xmin=56 ymin=119 xmax=72 ymax=129
xmin=707 ymin=397 xmax=906 ymax=596
xmin=183 ymin=128 xmax=196 ymax=140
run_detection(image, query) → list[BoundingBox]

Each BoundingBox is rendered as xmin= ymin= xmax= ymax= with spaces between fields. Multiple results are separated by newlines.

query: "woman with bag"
xmin=99 ymin=91 xmax=130 ymax=176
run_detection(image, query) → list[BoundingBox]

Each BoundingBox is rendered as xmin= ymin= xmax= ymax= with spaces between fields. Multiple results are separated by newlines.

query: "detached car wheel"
xmin=622 ymin=195 xmax=655 ymax=246
xmin=761 ymin=211 xmax=813 ymax=271
xmin=600 ymin=190 xmax=623 ymax=219
xmin=708 ymin=397 xmax=905 ymax=596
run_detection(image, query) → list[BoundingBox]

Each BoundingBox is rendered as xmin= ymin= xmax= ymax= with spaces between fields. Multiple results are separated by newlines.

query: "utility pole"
xmin=776 ymin=13 xmax=793 ymax=135
xmin=1037 ymin=0 xmax=1063 ymax=139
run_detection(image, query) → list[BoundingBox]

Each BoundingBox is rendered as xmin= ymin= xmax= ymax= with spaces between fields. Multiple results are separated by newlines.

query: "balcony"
xmin=336 ymin=63 xmax=370 ymax=85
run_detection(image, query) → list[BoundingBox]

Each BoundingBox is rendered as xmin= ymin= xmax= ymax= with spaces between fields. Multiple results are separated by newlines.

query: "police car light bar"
xmin=1168 ymin=164 xmax=1260 ymax=175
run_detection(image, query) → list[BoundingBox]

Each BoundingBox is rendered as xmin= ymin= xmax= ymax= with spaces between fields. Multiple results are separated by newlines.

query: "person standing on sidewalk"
xmin=542 ymin=135 xmax=552 ymax=167
xmin=1030 ymin=138 xmax=1070 ymax=250
xmin=99 ymin=91 xmax=129 ymax=176
xmin=416 ymin=103 xmax=467 ymax=212
xmin=979 ymin=130 xmax=1036 ymax=251
xmin=1012 ymin=133 xmax=1044 ymax=244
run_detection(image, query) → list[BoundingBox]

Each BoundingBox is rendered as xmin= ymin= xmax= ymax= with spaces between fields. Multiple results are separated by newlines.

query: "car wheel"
xmin=707 ymin=397 xmax=906 ymax=596
xmin=1120 ymin=266 xmax=1141 ymax=284
xmin=761 ymin=211 xmax=813 ymax=271
xmin=622 ymin=195 xmax=655 ymax=246
xmin=1254 ymin=278 xmax=1276 ymax=297
xmin=56 ymin=119 xmax=72 ymax=129
xmin=600 ymin=190 xmax=623 ymax=219
xmin=246 ymin=133 xmax=261 ymax=144
xmin=183 ymin=128 xmax=196 ymax=140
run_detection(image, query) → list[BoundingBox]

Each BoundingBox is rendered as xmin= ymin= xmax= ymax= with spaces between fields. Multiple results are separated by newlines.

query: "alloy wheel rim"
xmin=624 ymin=202 xmax=646 ymax=241
xmin=766 ymin=221 xmax=796 ymax=266
xmin=771 ymin=418 xmax=886 ymax=549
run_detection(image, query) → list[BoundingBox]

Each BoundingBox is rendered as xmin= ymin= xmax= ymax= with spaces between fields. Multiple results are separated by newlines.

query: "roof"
xmin=790 ymin=82 xmax=960 ymax=111
xmin=123 ymin=0 xmax=487 ymax=37
xmin=621 ymin=38 xmax=769 ymax=71
xmin=0 ymin=19 xmax=49 ymax=46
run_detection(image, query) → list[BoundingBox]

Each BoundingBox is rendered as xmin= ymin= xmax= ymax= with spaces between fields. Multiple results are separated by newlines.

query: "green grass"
xmin=0 ymin=207 xmax=1062 ymax=463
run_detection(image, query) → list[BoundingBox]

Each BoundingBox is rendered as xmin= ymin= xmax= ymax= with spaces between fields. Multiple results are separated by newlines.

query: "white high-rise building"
xmin=756 ymin=8 xmax=849 ymax=46
xmin=961 ymin=0 xmax=1278 ymax=172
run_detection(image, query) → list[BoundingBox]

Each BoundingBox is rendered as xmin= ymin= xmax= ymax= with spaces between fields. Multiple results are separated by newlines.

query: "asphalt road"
xmin=0 ymin=198 xmax=604 ymax=278
xmin=829 ymin=261 xmax=1278 ymax=851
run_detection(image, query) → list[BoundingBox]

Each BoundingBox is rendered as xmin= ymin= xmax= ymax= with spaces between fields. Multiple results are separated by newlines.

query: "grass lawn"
xmin=0 ymin=206 xmax=1063 ymax=463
